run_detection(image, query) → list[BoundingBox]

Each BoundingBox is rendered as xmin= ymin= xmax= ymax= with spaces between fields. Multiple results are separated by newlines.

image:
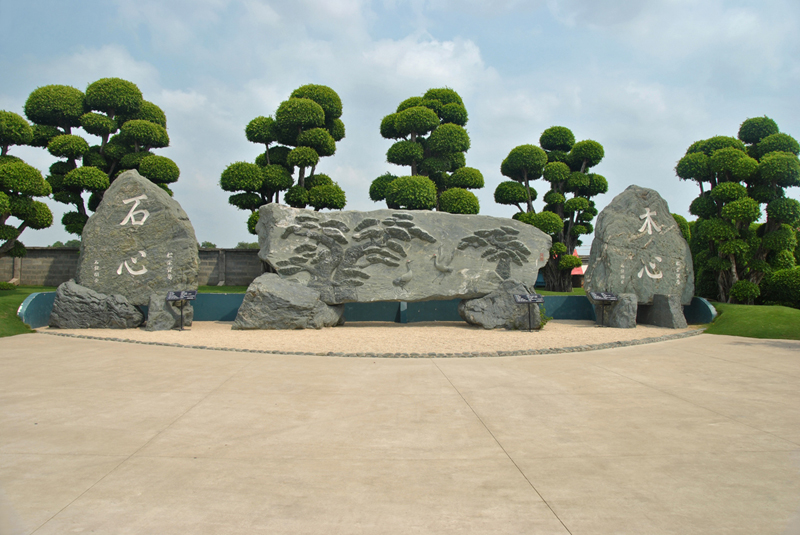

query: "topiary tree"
xmin=0 ymin=112 xmax=53 ymax=258
xmin=496 ymin=126 xmax=607 ymax=292
xmin=221 ymin=84 xmax=347 ymax=234
xmin=675 ymin=116 xmax=800 ymax=303
xmin=369 ymin=87 xmax=483 ymax=214
xmin=23 ymin=78 xmax=179 ymax=235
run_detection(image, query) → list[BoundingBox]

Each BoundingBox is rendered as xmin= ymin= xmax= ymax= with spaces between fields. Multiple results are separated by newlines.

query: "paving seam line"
xmin=36 ymin=328 xmax=706 ymax=358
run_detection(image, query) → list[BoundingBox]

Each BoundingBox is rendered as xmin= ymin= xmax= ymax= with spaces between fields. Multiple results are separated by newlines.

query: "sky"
xmin=2 ymin=0 xmax=799 ymax=252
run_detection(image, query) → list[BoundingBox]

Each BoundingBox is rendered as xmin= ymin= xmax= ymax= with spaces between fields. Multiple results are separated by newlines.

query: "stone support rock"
xmin=589 ymin=293 xmax=638 ymax=329
xmin=458 ymin=280 xmax=540 ymax=330
xmin=637 ymin=294 xmax=688 ymax=329
xmin=49 ymin=280 xmax=144 ymax=329
xmin=233 ymin=273 xmax=344 ymax=330
xmin=145 ymin=294 xmax=194 ymax=331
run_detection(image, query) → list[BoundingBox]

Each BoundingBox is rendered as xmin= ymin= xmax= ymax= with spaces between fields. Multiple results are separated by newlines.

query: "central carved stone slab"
xmin=257 ymin=204 xmax=552 ymax=304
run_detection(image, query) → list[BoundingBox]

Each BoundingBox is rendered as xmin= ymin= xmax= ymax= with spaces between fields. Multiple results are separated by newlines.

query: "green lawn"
xmin=536 ymin=287 xmax=586 ymax=296
xmin=0 ymin=286 xmax=56 ymax=337
xmin=198 ymin=285 xmax=248 ymax=293
xmin=705 ymin=302 xmax=800 ymax=340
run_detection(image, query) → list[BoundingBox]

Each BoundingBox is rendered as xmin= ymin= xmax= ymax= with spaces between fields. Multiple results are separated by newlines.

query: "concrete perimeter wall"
xmin=1 ymin=248 xmax=266 ymax=287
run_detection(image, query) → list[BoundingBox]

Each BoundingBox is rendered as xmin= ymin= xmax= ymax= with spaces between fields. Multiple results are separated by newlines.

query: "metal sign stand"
xmin=513 ymin=293 xmax=545 ymax=332
xmin=166 ymin=290 xmax=198 ymax=331
xmin=587 ymin=291 xmax=618 ymax=328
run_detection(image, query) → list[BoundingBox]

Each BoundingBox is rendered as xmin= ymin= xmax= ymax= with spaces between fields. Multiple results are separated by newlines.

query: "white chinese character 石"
xmin=120 ymin=195 xmax=149 ymax=226
xmin=638 ymin=207 xmax=663 ymax=235
xmin=638 ymin=256 xmax=663 ymax=279
xmin=117 ymin=250 xmax=148 ymax=276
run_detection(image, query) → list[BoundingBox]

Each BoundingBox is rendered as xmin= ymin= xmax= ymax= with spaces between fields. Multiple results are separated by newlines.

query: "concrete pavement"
xmin=1 ymin=332 xmax=799 ymax=534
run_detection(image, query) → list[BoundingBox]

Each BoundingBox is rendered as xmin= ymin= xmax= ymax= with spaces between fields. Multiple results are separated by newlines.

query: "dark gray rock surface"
xmin=145 ymin=294 xmax=194 ymax=331
xmin=590 ymin=292 xmax=637 ymax=329
xmin=637 ymin=294 xmax=688 ymax=329
xmin=256 ymin=204 xmax=551 ymax=304
xmin=75 ymin=170 xmax=199 ymax=306
xmin=49 ymin=280 xmax=144 ymax=329
xmin=458 ymin=279 xmax=540 ymax=330
xmin=233 ymin=273 xmax=344 ymax=330
xmin=585 ymin=185 xmax=694 ymax=305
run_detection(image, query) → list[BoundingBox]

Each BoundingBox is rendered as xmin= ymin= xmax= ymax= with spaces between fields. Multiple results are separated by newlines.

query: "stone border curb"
xmin=37 ymin=327 xmax=706 ymax=358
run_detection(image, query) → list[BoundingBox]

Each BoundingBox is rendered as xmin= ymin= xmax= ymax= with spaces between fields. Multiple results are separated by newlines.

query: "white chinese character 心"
xmin=117 ymin=250 xmax=148 ymax=276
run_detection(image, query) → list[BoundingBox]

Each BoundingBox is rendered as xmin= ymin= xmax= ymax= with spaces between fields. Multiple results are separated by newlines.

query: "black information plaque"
xmin=588 ymin=291 xmax=618 ymax=302
xmin=167 ymin=290 xmax=197 ymax=302
xmin=166 ymin=290 xmax=197 ymax=330
xmin=513 ymin=293 xmax=545 ymax=304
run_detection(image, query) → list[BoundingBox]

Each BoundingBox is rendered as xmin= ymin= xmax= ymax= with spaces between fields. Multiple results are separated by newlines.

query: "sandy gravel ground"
xmin=38 ymin=320 xmax=701 ymax=355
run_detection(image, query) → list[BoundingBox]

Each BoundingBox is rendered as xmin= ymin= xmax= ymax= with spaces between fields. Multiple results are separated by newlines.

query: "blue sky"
xmin=2 ymin=0 xmax=799 ymax=251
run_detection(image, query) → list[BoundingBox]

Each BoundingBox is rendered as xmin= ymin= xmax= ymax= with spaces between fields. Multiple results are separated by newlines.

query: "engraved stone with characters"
xmin=75 ymin=170 xmax=199 ymax=306
xmin=584 ymin=185 xmax=694 ymax=306
xmin=256 ymin=204 xmax=552 ymax=304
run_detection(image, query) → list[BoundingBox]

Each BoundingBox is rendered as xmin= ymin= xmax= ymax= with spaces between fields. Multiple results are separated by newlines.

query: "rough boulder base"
xmin=585 ymin=185 xmax=694 ymax=306
xmin=459 ymin=280 xmax=541 ymax=330
xmin=76 ymin=170 xmax=199 ymax=306
xmin=49 ymin=280 xmax=144 ymax=329
xmin=590 ymin=293 xmax=638 ymax=329
xmin=256 ymin=204 xmax=551 ymax=304
xmin=145 ymin=294 xmax=194 ymax=331
xmin=637 ymin=294 xmax=688 ymax=329
xmin=233 ymin=273 xmax=344 ymax=330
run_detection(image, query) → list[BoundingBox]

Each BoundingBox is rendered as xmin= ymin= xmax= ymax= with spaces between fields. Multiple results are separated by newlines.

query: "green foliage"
xmin=676 ymin=152 xmax=711 ymax=182
xmin=85 ymin=78 xmax=143 ymax=117
xmin=0 ymin=281 xmax=15 ymax=290
xmin=0 ymin=111 xmax=33 ymax=152
xmin=220 ymin=162 xmax=263 ymax=192
xmin=758 ymin=133 xmax=800 ymax=157
xmin=501 ymin=145 xmax=548 ymax=182
xmin=558 ymin=254 xmax=582 ymax=271
xmin=375 ymin=87 xmax=480 ymax=212
xmin=738 ymin=117 xmax=779 ymax=145
xmin=766 ymin=197 xmax=800 ymax=226
xmin=290 ymin=84 xmax=343 ymax=120
xmin=672 ymin=213 xmax=691 ymax=242
xmin=721 ymin=197 xmax=760 ymax=223
xmin=120 ymin=119 xmax=169 ymax=149
xmin=705 ymin=302 xmax=800 ymax=339
xmin=246 ymin=116 xmax=276 ymax=145
xmin=439 ymin=188 xmax=479 ymax=214
xmin=387 ymin=140 xmax=424 ymax=166
xmin=247 ymin=211 xmax=260 ymax=235
xmin=385 ymin=176 xmax=437 ymax=210
xmin=79 ymin=112 xmax=117 ymax=137
xmin=61 ymin=211 xmax=87 ymax=235
xmin=394 ymin=107 xmax=440 ymax=137
xmin=761 ymin=267 xmax=800 ymax=309
xmin=284 ymin=184 xmax=309 ymax=208
xmin=235 ymin=241 xmax=260 ymax=249
xmin=0 ymin=161 xmax=51 ymax=196
xmin=494 ymin=180 xmax=529 ymax=210
xmin=496 ymin=126 xmax=606 ymax=291
xmin=139 ymin=155 xmax=180 ymax=184
xmin=539 ymin=126 xmax=575 ymax=152
xmin=47 ymin=134 xmax=89 ymax=160
xmin=63 ymin=167 xmax=109 ymax=191
xmin=759 ymin=151 xmax=800 ymax=187
xmin=275 ymin=98 xmax=325 ymax=131
xmin=370 ymin=173 xmax=396 ymax=201
xmin=308 ymin=183 xmax=346 ymax=211
xmin=24 ymin=85 xmax=85 ymax=129
xmin=51 ymin=239 xmax=81 ymax=248
xmin=297 ymin=128 xmax=336 ymax=157
xmin=119 ymin=100 xmax=167 ymax=128
xmin=200 ymin=241 xmax=217 ymax=248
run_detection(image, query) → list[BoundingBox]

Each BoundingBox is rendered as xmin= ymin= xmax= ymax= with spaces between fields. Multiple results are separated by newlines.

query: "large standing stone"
xmin=256 ymin=204 xmax=552 ymax=304
xmin=459 ymin=280 xmax=540 ymax=330
xmin=233 ymin=273 xmax=344 ymax=330
xmin=49 ymin=280 xmax=144 ymax=329
xmin=75 ymin=170 xmax=199 ymax=306
xmin=585 ymin=185 xmax=694 ymax=306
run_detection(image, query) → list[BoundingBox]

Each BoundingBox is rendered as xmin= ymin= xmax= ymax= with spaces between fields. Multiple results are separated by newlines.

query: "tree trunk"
xmin=523 ymin=171 xmax=533 ymax=213
xmin=298 ymin=167 xmax=306 ymax=189
xmin=543 ymin=256 xmax=573 ymax=292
